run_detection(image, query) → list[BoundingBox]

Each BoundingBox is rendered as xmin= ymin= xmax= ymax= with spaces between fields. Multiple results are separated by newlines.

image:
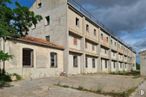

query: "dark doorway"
xmin=23 ymin=48 xmax=33 ymax=67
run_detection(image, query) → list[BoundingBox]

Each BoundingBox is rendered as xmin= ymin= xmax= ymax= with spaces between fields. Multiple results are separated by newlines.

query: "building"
xmin=0 ymin=36 xmax=64 ymax=79
xmin=139 ymin=50 xmax=146 ymax=76
xmin=28 ymin=0 xmax=136 ymax=75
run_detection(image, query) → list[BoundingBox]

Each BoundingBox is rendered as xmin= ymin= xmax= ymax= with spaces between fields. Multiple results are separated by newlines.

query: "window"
xmin=75 ymin=18 xmax=80 ymax=27
xmin=120 ymin=63 xmax=122 ymax=68
xmin=113 ymin=52 xmax=115 ymax=56
xmin=45 ymin=16 xmax=50 ymax=25
xmin=111 ymin=40 xmax=113 ymax=44
xmin=73 ymin=38 xmax=78 ymax=45
xmin=86 ymin=57 xmax=88 ymax=68
xmin=50 ymin=52 xmax=57 ymax=68
xmin=105 ymin=60 xmax=108 ymax=68
xmin=73 ymin=55 xmax=78 ymax=67
xmin=113 ymin=62 xmax=116 ymax=68
xmin=37 ymin=0 xmax=42 ymax=8
xmin=106 ymin=37 xmax=108 ymax=42
xmin=92 ymin=58 xmax=95 ymax=68
xmin=101 ymin=33 xmax=103 ymax=40
xmin=94 ymin=29 xmax=96 ymax=36
xmin=85 ymin=42 xmax=87 ymax=48
xmin=86 ymin=24 xmax=89 ymax=32
xmin=105 ymin=49 xmax=107 ymax=54
xmin=115 ymin=42 xmax=116 ymax=46
xmin=92 ymin=45 xmax=95 ymax=51
xmin=23 ymin=48 xmax=33 ymax=67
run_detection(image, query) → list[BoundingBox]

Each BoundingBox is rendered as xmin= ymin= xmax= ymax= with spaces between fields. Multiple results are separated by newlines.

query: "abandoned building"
xmin=0 ymin=0 xmax=136 ymax=79
xmin=29 ymin=0 xmax=136 ymax=74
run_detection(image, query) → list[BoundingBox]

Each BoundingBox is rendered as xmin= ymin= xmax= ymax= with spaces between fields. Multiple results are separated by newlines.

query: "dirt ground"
xmin=0 ymin=74 xmax=145 ymax=97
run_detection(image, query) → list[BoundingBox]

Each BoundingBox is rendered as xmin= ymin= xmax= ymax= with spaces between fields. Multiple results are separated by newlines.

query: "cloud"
xmin=76 ymin=0 xmax=146 ymax=36
xmin=134 ymin=39 xmax=146 ymax=51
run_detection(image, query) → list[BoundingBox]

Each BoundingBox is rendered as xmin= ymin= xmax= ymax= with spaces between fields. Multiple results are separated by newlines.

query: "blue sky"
xmin=9 ymin=0 xmax=146 ymax=64
xmin=7 ymin=0 xmax=35 ymax=8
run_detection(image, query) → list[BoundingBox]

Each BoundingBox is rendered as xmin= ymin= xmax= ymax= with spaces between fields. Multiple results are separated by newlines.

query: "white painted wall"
xmin=4 ymin=40 xmax=64 ymax=79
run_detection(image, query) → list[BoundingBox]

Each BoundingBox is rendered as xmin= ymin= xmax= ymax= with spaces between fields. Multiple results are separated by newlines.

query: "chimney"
xmin=46 ymin=35 xmax=50 ymax=42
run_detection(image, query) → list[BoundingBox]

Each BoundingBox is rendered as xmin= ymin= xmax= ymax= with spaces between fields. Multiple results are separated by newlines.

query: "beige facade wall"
xmin=140 ymin=51 xmax=146 ymax=76
xmin=0 ymin=39 xmax=64 ymax=79
xmin=27 ymin=0 xmax=136 ymax=75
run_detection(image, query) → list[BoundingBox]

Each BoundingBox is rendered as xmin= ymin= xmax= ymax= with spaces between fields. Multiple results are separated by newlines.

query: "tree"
xmin=0 ymin=51 xmax=12 ymax=74
xmin=0 ymin=0 xmax=42 ymax=74
xmin=0 ymin=0 xmax=16 ymax=37
xmin=0 ymin=0 xmax=42 ymax=37
xmin=12 ymin=2 xmax=42 ymax=36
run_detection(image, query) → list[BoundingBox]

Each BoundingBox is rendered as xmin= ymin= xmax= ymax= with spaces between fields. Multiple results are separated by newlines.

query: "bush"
xmin=0 ymin=73 xmax=12 ymax=82
xmin=11 ymin=73 xmax=22 ymax=81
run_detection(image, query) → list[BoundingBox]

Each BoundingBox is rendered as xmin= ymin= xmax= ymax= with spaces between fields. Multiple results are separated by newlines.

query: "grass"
xmin=55 ymin=83 xmax=137 ymax=97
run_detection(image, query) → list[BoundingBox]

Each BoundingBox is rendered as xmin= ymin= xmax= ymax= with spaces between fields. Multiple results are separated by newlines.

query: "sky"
xmin=9 ymin=0 xmax=146 ymax=63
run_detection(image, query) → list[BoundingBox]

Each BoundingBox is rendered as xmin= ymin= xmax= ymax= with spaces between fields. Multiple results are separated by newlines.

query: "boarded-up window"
xmin=23 ymin=48 xmax=33 ymax=67
xmin=73 ymin=37 xmax=77 ymax=45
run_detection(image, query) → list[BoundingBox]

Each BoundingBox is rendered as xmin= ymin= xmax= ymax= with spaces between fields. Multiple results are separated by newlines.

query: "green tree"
xmin=0 ymin=0 xmax=42 ymax=74
xmin=12 ymin=2 xmax=42 ymax=36
xmin=0 ymin=51 xmax=12 ymax=74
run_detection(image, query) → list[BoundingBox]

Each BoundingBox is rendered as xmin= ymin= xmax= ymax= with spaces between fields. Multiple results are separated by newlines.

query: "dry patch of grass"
xmin=55 ymin=83 xmax=137 ymax=97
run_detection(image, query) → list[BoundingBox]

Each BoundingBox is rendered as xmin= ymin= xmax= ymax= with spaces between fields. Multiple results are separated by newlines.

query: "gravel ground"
xmin=0 ymin=74 xmax=144 ymax=97
xmin=57 ymin=74 xmax=144 ymax=93
xmin=130 ymin=78 xmax=146 ymax=97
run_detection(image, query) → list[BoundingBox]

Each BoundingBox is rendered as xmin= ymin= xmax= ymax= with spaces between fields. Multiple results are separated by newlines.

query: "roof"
xmin=8 ymin=36 xmax=64 ymax=50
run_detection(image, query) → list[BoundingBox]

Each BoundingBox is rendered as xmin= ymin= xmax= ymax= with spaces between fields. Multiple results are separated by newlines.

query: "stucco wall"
xmin=140 ymin=51 xmax=146 ymax=76
xmin=2 ymin=40 xmax=64 ymax=79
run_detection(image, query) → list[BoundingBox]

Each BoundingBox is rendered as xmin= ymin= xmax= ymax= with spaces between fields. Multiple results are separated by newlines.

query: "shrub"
xmin=11 ymin=73 xmax=22 ymax=81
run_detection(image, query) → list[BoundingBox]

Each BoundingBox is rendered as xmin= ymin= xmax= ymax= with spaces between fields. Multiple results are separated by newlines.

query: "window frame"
xmin=45 ymin=16 xmax=50 ymax=25
xmin=94 ymin=29 xmax=96 ymax=36
xmin=75 ymin=17 xmax=80 ymax=27
xmin=73 ymin=55 xmax=78 ymax=68
xmin=22 ymin=48 xmax=34 ymax=68
xmin=73 ymin=37 xmax=78 ymax=46
xmin=85 ymin=57 xmax=88 ymax=68
xmin=86 ymin=24 xmax=89 ymax=32
xmin=50 ymin=52 xmax=58 ymax=68
xmin=92 ymin=58 xmax=96 ymax=68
